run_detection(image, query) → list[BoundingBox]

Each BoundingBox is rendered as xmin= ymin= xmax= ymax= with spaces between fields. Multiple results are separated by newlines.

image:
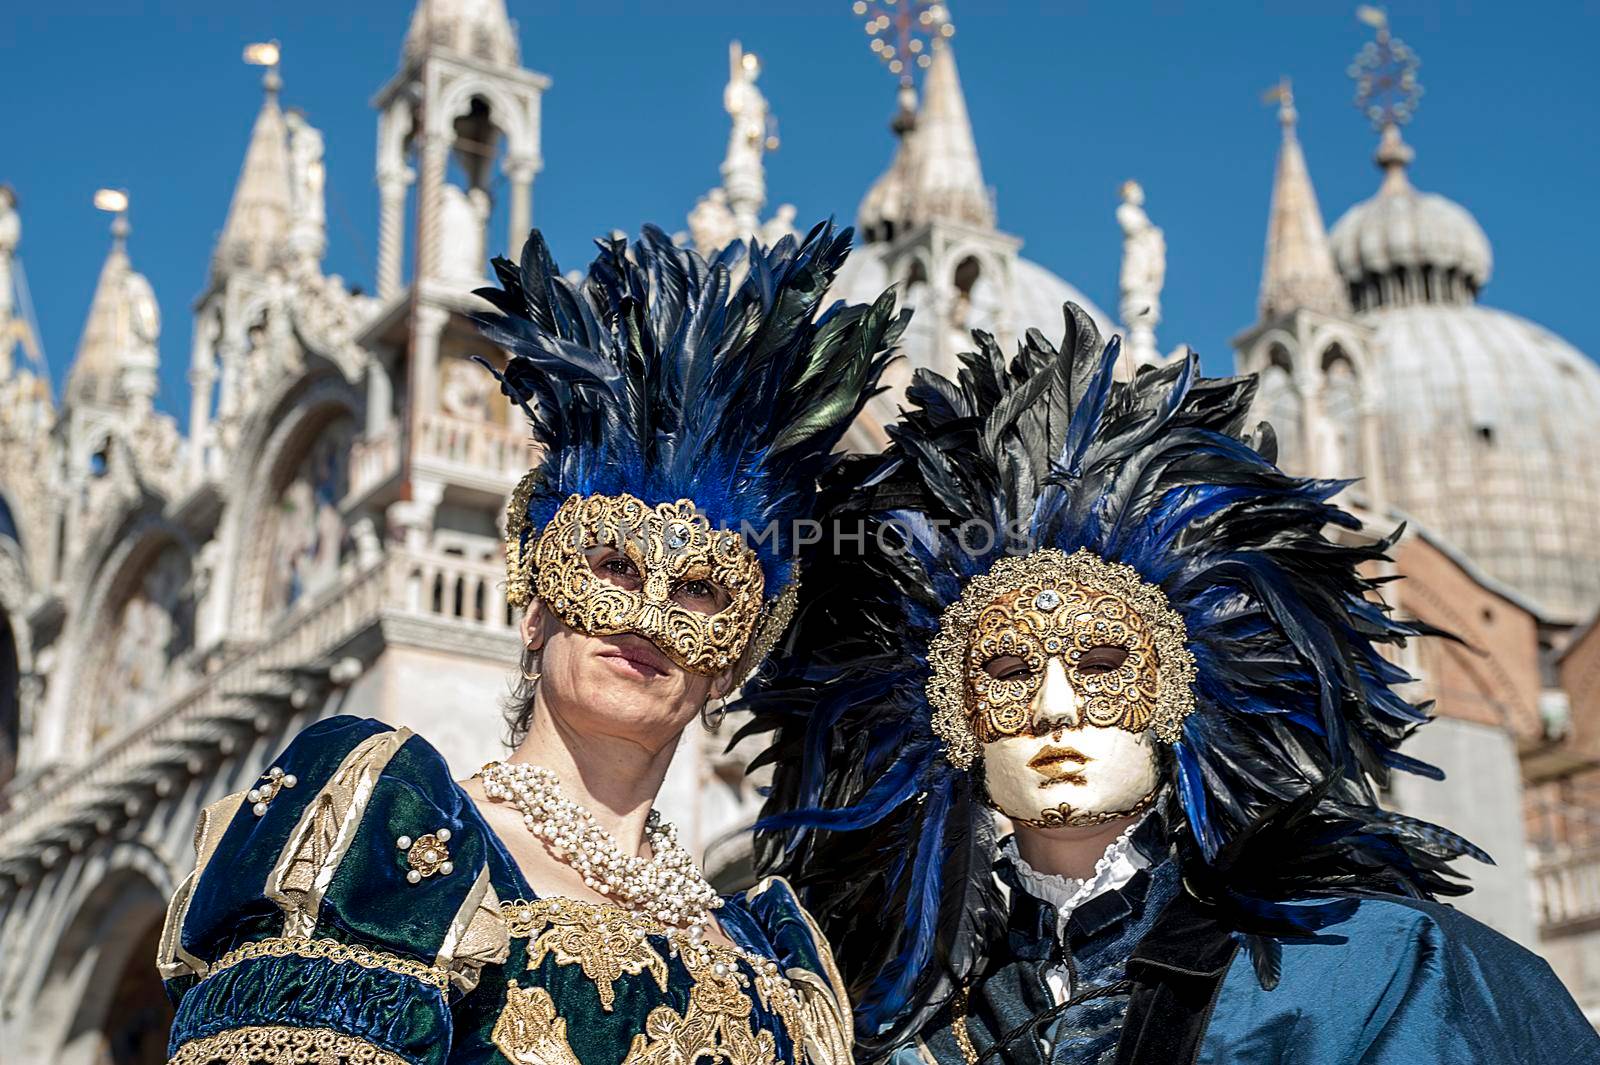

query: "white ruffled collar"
xmin=1001 ymin=811 xmax=1154 ymax=936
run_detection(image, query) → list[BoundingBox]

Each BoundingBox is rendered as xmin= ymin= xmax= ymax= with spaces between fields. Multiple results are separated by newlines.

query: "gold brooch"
xmin=248 ymin=766 xmax=298 ymax=817
xmin=397 ymin=829 xmax=454 ymax=883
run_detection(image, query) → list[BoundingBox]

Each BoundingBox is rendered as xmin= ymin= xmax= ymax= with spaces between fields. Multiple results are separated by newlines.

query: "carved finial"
xmin=1264 ymin=76 xmax=1296 ymax=129
xmin=244 ymin=40 xmax=282 ymax=96
xmin=93 ymin=188 xmax=129 ymax=247
xmin=1349 ymin=7 xmax=1422 ymax=191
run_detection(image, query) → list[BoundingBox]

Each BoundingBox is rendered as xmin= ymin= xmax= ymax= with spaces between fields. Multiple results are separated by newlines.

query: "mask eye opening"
xmin=1075 ymin=644 xmax=1130 ymax=675
xmin=585 ymin=546 xmax=642 ymax=590
xmin=670 ymin=576 xmax=731 ymax=614
xmin=981 ymin=654 xmax=1032 ymax=681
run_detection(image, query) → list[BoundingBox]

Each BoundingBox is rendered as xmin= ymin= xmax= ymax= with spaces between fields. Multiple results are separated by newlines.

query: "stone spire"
xmin=405 ymin=0 xmax=519 ymax=67
xmin=67 ymin=203 xmax=160 ymax=412
xmin=908 ymin=43 xmax=993 ymax=230
xmin=211 ymin=64 xmax=293 ymax=283
xmin=857 ymin=85 xmax=920 ymax=243
xmin=1258 ymin=80 xmax=1349 ymax=319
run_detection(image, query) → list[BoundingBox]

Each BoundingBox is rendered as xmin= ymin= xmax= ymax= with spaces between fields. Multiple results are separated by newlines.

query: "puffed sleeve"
xmin=157 ymin=716 xmax=509 ymax=1065
xmin=739 ymin=876 xmax=854 ymax=1065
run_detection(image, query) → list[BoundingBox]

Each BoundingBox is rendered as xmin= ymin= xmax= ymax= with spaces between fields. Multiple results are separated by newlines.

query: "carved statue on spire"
xmin=0 ymin=186 xmax=19 ymax=379
xmin=687 ymin=42 xmax=795 ymax=256
xmin=1117 ymin=179 xmax=1165 ymax=375
xmin=721 ymin=41 xmax=769 ymax=237
xmin=285 ymin=109 xmax=328 ymax=267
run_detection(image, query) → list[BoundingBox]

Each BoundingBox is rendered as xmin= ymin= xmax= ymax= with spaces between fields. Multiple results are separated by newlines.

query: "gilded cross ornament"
xmin=1349 ymin=6 xmax=1423 ymax=130
xmin=853 ymin=0 xmax=952 ymax=84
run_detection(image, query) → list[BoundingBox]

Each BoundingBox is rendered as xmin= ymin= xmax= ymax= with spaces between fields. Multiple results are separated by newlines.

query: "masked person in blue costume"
xmin=738 ymin=304 xmax=1600 ymax=1065
xmin=157 ymin=222 xmax=903 ymax=1065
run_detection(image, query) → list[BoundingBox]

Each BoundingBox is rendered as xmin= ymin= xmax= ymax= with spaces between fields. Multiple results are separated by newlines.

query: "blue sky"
xmin=5 ymin=1 xmax=1598 ymax=416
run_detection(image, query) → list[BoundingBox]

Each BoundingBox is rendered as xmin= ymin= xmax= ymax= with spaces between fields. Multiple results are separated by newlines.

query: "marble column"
xmin=410 ymin=303 xmax=449 ymax=422
xmin=504 ymin=157 xmax=539 ymax=263
xmin=376 ymin=167 xmax=414 ymax=301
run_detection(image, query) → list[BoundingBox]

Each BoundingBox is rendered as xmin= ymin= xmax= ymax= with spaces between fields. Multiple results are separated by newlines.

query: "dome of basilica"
xmin=1329 ymin=127 xmax=1492 ymax=311
xmin=1329 ymin=129 xmax=1600 ymax=622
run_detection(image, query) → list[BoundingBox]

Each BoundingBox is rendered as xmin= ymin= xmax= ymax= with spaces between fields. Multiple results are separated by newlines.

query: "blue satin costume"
xmin=900 ymin=820 xmax=1598 ymax=1065
xmin=159 ymin=716 xmax=852 ymax=1065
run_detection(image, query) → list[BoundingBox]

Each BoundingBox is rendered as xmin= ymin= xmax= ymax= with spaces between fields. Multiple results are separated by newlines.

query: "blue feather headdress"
xmin=473 ymin=221 xmax=904 ymax=603
xmin=737 ymin=303 xmax=1486 ymax=1056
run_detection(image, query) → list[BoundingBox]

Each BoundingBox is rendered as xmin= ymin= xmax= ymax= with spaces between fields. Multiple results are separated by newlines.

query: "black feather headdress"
xmin=472 ymin=222 xmax=904 ymax=598
xmin=737 ymin=303 xmax=1486 ymax=1056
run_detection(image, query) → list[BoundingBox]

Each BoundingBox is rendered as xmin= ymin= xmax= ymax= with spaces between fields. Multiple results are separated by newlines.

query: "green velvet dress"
xmin=158 ymin=716 xmax=852 ymax=1065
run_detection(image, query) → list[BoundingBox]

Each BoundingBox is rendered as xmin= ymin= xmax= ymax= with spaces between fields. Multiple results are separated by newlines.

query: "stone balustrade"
xmin=416 ymin=411 xmax=530 ymax=481
xmin=0 ymin=540 xmax=512 ymax=877
xmin=347 ymin=421 xmax=401 ymax=501
xmin=392 ymin=545 xmax=516 ymax=631
xmin=1533 ymin=848 xmax=1600 ymax=934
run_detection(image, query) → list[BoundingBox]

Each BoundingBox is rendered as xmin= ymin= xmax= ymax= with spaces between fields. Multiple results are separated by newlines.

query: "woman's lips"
xmin=1028 ymin=744 xmax=1089 ymax=786
xmin=598 ymin=637 xmax=672 ymax=679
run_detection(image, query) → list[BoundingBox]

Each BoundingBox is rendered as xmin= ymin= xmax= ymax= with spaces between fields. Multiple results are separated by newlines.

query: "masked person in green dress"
xmin=157 ymin=222 xmax=902 ymax=1065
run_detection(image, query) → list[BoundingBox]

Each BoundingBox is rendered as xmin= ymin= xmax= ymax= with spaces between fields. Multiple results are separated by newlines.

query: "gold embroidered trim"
xmin=493 ymin=982 xmax=584 ymax=1065
xmin=435 ymin=866 xmax=510 ymax=994
xmin=499 ymin=897 xmax=812 ymax=1063
xmin=745 ymin=876 xmax=853 ymax=1059
xmin=159 ymin=789 xmax=248 ymax=981
xmin=951 ymin=984 xmax=979 ymax=1065
xmin=168 ymin=1026 xmax=408 ymax=1065
xmin=504 ymin=470 xmax=542 ymax=610
xmin=927 ymin=548 xmax=1196 ymax=768
xmin=510 ymin=898 xmax=669 ymax=1010
xmin=207 ymin=937 xmax=451 ymax=991
xmin=1003 ymin=783 xmax=1159 ymax=830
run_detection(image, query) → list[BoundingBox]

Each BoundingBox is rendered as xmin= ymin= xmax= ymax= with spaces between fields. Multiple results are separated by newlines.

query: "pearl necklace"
xmin=479 ymin=761 xmax=723 ymax=942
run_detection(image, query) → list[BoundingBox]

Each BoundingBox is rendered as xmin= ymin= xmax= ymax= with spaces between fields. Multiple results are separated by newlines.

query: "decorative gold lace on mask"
xmin=927 ymin=548 xmax=1196 ymax=769
xmin=505 ymin=484 xmax=791 ymax=677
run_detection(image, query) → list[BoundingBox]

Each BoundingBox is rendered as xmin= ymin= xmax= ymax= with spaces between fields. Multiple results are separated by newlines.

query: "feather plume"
xmin=473 ymin=222 xmax=905 ymax=593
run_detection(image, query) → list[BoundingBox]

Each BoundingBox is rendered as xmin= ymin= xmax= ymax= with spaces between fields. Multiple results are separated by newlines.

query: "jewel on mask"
xmin=1033 ymin=589 xmax=1062 ymax=611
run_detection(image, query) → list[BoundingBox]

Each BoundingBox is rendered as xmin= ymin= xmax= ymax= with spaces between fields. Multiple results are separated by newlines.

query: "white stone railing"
xmin=0 ymin=538 xmax=527 ymax=875
xmin=348 ymin=421 xmax=401 ymax=500
xmin=0 ymin=552 xmax=396 ymax=863
xmin=415 ymin=412 xmax=530 ymax=482
xmin=391 ymin=546 xmax=516 ymax=632
xmin=1532 ymin=848 xmax=1600 ymax=933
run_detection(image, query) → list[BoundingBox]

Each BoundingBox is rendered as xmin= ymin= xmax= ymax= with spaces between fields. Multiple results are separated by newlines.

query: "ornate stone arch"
xmin=24 ymin=845 xmax=175 ymax=1065
xmin=218 ymin=368 xmax=361 ymax=642
xmin=1252 ymin=336 xmax=1305 ymax=473
xmin=54 ymin=510 xmax=198 ymax=755
xmin=432 ymin=76 xmax=534 ymax=160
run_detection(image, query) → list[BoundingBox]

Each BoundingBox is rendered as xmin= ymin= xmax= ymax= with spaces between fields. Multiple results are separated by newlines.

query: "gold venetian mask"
xmin=505 ymin=482 xmax=789 ymax=677
xmin=927 ymin=548 xmax=1195 ymax=768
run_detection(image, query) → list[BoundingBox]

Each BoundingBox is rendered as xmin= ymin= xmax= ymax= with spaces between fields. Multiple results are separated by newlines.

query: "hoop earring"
xmin=522 ymin=647 xmax=542 ymax=685
xmin=700 ymin=696 xmax=726 ymax=732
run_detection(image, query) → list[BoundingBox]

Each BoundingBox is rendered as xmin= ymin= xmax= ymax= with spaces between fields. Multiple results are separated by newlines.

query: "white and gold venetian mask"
xmin=927 ymin=548 xmax=1196 ymax=827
